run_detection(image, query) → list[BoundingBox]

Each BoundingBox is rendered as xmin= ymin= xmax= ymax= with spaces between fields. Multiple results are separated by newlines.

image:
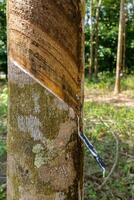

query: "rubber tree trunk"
xmin=94 ymin=0 xmax=102 ymax=79
xmin=122 ymin=6 xmax=126 ymax=73
xmin=7 ymin=0 xmax=85 ymax=199
xmin=89 ymin=0 xmax=94 ymax=79
xmin=114 ymin=0 xmax=125 ymax=94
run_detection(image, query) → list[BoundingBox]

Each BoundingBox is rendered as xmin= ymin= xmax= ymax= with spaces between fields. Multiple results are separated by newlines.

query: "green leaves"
xmin=0 ymin=0 xmax=7 ymax=76
xmin=85 ymin=0 xmax=134 ymax=73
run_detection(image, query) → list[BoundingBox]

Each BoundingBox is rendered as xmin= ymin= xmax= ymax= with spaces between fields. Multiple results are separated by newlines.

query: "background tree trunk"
xmin=114 ymin=0 xmax=125 ymax=94
xmin=7 ymin=0 xmax=84 ymax=199
xmin=122 ymin=5 xmax=126 ymax=73
xmin=94 ymin=0 xmax=102 ymax=79
xmin=89 ymin=0 xmax=94 ymax=79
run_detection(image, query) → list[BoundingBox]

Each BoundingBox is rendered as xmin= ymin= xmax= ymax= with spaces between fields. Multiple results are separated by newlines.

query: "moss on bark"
xmin=7 ymin=0 xmax=84 ymax=199
xmin=7 ymin=64 xmax=84 ymax=199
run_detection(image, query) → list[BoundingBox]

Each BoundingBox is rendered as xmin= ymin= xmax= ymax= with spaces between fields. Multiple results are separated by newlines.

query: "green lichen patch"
xmin=32 ymin=144 xmax=45 ymax=168
xmin=8 ymin=63 xmax=83 ymax=199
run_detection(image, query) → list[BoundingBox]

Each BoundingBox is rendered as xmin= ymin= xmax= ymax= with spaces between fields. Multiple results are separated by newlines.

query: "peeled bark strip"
xmin=7 ymin=0 xmax=84 ymax=199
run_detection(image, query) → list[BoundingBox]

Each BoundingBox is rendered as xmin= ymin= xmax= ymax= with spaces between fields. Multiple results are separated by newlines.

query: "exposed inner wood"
xmin=8 ymin=0 xmax=84 ymax=110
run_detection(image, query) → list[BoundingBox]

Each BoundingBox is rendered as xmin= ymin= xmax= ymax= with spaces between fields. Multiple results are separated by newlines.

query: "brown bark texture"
xmin=122 ymin=6 xmax=126 ymax=72
xmin=89 ymin=0 xmax=94 ymax=78
xmin=94 ymin=0 xmax=102 ymax=78
xmin=114 ymin=0 xmax=125 ymax=94
xmin=7 ymin=0 xmax=85 ymax=199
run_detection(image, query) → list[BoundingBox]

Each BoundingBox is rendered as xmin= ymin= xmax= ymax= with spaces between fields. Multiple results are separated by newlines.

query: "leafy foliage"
xmin=85 ymin=0 xmax=134 ymax=74
xmin=0 ymin=82 xmax=7 ymax=135
xmin=0 ymin=0 xmax=7 ymax=76
xmin=0 ymin=81 xmax=7 ymax=199
xmin=85 ymin=72 xmax=134 ymax=93
xmin=0 ymin=184 xmax=6 ymax=200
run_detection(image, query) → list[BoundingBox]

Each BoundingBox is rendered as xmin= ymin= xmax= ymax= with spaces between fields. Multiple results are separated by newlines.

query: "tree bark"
xmin=122 ymin=5 xmax=126 ymax=73
xmin=114 ymin=0 xmax=125 ymax=94
xmin=94 ymin=0 xmax=102 ymax=79
xmin=89 ymin=0 xmax=94 ymax=79
xmin=7 ymin=0 xmax=84 ymax=199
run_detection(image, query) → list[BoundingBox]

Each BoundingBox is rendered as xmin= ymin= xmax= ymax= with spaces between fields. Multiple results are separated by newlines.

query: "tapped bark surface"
xmin=7 ymin=0 xmax=84 ymax=199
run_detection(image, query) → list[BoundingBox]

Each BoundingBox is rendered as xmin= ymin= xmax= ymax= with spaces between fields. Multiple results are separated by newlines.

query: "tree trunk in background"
xmin=94 ymin=0 xmax=102 ymax=79
xmin=122 ymin=6 xmax=126 ymax=73
xmin=89 ymin=0 xmax=94 ymax=79
xmin=114 ymin=0 xmax=125 ymax=94
xmin=7 ymin=0 xmax=84 ymax=199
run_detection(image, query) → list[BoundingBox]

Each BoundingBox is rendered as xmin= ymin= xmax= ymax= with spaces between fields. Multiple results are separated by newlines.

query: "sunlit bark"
xmin=89 ymin=0 xmax=94 ymax=79
xmin=114 ymin=0 xmax=125 ymax=94
xmin=94 ymin=0 xmax=102 ymax=79
xmin=7 ymin=0 xmax=84 ymax=199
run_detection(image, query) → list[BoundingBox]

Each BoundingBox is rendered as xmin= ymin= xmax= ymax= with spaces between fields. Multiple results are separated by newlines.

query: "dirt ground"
xmin=85 ymin=88 xmax=134 ymax=107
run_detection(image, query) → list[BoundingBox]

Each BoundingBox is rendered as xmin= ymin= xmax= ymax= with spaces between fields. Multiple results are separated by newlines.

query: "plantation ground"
xmin=84 ymin=101 xmax=134 ymax=200
xmin=0 ymin=74 xmax=134 ymax=199
xmin=84 ymin=74 xmax=134 ymax=200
